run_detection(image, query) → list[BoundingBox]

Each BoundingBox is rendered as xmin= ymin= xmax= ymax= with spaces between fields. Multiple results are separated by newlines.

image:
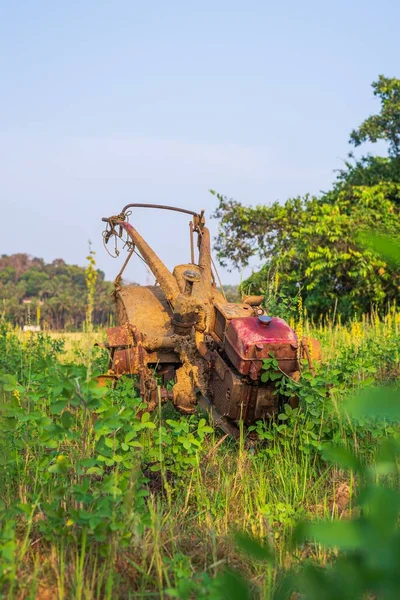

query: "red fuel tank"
xmin=224 ymin=316 xmax=299 ymax=379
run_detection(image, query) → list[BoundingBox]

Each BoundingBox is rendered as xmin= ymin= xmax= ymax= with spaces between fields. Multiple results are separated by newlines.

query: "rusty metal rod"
xmin=189 ymin=221 xmax=195 ymax=264
xmin=116 ymin=221 xmax=181 ymax=304
xmin=121 ymin=203 xmax=200 ymax=217
xmin=114 ymin=245 xmax=135 ymax=287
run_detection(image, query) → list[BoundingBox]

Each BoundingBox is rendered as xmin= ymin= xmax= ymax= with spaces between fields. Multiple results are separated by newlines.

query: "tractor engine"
xmin=211 ymin=305 xmax=300 ymax=423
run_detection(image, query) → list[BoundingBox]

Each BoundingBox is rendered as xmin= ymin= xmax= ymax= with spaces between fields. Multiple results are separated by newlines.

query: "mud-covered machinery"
xmin=101 ymin=204 xmax=320 ymax=435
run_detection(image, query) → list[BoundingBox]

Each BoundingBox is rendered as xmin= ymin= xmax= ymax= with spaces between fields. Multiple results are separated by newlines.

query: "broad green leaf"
xmin=344 ymin=387 xmax=400 ymax=421
xmin=296 ymin=520 xmax=363 ymax=550
xmin=358 ymin=232 xmax=400 ymax=266
xmin=235 ymin=532 xmax=274 ymax=562
xmin=321 ymin=444 xmax=363 ymax=473
xmin=61 ymin=410 xmax=74 ymax=429
xmin=218 ymin=569 xmax=252 ymax=600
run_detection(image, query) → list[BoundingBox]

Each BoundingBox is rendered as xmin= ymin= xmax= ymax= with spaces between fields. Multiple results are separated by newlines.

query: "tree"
xmin=212 ymin=184 xmax=400 ymax=319
xmin=332 ymin=155 xmax=400 ymax=194
xmin=349 ymin=75 xmax=400 ymax=157
xmin=0 ymin=254 xmax=116 ymax=329
xmin=212 ymin=75 xmax=400 ymax=319
xmin=331 ymin=76 xmax=400 ymax=196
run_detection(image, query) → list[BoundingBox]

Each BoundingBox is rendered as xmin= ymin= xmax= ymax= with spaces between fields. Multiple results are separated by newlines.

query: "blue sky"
xmin=0 ymin=0 xmax=398 ymax=284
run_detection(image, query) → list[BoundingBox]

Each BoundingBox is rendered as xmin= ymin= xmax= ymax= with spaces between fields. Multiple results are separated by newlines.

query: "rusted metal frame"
xmin=101 ymin=343 xmax=135 ymax=351
xmin=196 ymin=228 xmax=212 ymax=291
xmin=197 ymin=227 xmax=227 ymax=300
xmin=189 ymin=221 xmax=195 ymax=264
xmin=126 ymin=324 xmax=147 ymax=398
xmin=197 ymin=394 xmax=240 ymax=439
xmin=119 ymin=203 xmax=203 ymax=267
xmin=120 ymin=203 xmax=200 ymax=218
xmin=242 ymin=385 xmax=255 ymax=423
xmin=242 ymin=295 xmax=265 ymax=306
xmin=114 ymin=245 xmax=136 ymax=290
xmin=115 ymin=220 xmax=181 ymax=305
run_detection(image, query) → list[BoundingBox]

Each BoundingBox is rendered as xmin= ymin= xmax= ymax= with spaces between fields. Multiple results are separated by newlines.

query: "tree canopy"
xmin=213 ymin=76 xmax=400 ymax=320
xmin=0 ymin=254 xmax=115 ymax=330
xmin=349 ymin=75 xmax=400 ymax=157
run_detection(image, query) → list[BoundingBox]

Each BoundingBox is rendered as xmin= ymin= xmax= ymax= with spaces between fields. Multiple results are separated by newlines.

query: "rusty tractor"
xmin=100 ymin=204 xmax=320 ymax=437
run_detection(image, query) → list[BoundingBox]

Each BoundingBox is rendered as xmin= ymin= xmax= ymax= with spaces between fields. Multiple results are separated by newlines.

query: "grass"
xmin=15 ymin=331 xmax=103 ymax=363
xmin=0 ymin=313 xmax=399 ymax=599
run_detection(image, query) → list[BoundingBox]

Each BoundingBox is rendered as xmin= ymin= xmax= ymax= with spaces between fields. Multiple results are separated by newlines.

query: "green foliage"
xmin=0 ymin=253 xmax=115 ymax=329
xmin=250 ymin=324 xmax=400 ymax=460
xmin=85 ymin=246 xmax=98 ymax=332
xmin=358 ymin=231 xmax=400 ymax=268
xmin=333 ymin=154 xmax=400 ymax=193
xmin=212 ymin=75 xmax=400 ymax=320
xmin=349 ymin=75 xmax=400 ymax=157
xmin=0 ymin=327 xmax=213 ymax=595
xmin=1 ymin=232 xmax=400 ymax=597
xmin=214 ymin=388 xmax=400 ymax=600
xmin=0 ymin=317 xmax=399 ymax=597
xmin=213 ymin=184 xmax=400 ymax=319
xmin=146 ymin=416 xmax=213 ymax=477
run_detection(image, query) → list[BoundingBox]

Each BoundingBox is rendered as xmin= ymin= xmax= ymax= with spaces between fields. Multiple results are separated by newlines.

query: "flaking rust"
xmin=101 ymin=204 xmax=320 ymax=436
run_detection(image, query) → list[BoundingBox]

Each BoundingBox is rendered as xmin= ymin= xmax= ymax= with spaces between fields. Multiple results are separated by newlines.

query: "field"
xmin=1 ymin=314 xmax=400 ymax=600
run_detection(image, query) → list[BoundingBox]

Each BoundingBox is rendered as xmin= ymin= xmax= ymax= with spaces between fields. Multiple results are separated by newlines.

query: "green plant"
xmin=1 ymin=297 xmax=399 ymax=597
xmin=0 ymin=253 xmax=115 ymax=330
xmin=213 ymin=184 xmax=400 ymax=320
xmin=209 ymin=386 xmax=400 ymax=600
xmin=349 ymin=75 xmax=400 ymax=157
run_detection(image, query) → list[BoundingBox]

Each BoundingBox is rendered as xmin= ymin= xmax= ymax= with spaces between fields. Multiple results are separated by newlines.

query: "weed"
xmin=0 ymin=314 xmax=399 ymax=598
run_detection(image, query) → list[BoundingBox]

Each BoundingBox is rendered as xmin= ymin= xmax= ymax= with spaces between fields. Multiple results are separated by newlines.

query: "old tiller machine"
xmin=101 ymin=204 xmax=319 ymax=436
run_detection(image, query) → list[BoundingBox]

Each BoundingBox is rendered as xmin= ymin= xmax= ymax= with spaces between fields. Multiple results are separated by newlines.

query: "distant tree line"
xmin=213 ymin=75 xmax=400 ymax=320
xmin=0 ymin=255 xmax=243 ymax=331
xmin=0 ymin=254 xmax=115 ymax=330
xmin=221 ymin=284 xmax=240 ymax=302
